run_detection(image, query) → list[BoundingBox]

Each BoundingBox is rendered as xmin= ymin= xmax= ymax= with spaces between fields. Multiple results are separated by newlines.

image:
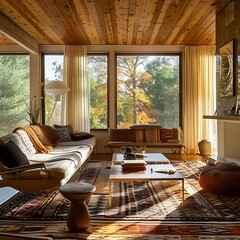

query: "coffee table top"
xmin=112 ymin=152 xmax=170 ymax=164
xmin=109 ymin=164 xmax=184 ymax=181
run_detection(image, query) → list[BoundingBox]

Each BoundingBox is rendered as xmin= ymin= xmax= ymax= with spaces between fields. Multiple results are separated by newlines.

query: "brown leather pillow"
xmin=71 ymin=132 xmax=94 ymax=141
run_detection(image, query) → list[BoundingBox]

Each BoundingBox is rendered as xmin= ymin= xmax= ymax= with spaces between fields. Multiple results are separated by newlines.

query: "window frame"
xmin=115 ymin=52 xmax=182 ymax=128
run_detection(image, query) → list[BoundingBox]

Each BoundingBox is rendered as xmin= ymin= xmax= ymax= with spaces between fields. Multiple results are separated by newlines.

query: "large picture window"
xmin=0 ymin=54 xmax=30 ymax=135
xmin=43 ymin=54 xmax=108 ymax=129
xmin=87 ymin=54 xmax=108 ymax=129
xmin=116 ymin=54 xmax=181 ymax=128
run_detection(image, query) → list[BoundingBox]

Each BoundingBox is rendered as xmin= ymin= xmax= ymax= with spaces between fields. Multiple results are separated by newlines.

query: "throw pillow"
xmin=54 ymin=124 xmax=74 ymax=135
xmin=55 ymin=128 xmax=72 ymax=142
xmin=0 ymin=141 xmax=30 ymax=168
xmin=71 ymin=132 xmax=94 ymax=141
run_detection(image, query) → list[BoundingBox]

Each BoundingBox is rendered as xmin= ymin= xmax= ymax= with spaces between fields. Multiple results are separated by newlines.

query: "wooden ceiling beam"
xmin=0 ymin=12 xmax=39 ymax=54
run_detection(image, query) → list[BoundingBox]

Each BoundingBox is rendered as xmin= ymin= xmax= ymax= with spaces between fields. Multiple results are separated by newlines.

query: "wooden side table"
xmin=60 ymin=182 xmax=96 ymax=232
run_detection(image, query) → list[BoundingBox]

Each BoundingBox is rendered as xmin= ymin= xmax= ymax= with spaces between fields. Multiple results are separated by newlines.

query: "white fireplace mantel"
xmin=203 ymin=115 xmax=240 ymax=121
xmin=203 ymin=115 xmax=240 ymax=164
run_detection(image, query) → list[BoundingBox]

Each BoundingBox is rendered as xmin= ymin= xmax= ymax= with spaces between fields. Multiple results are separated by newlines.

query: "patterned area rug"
xmin=0 ymin=220 xmax=240 ymax=239
xmin=1 ymin=160 xmax=240 ymax=222
xmin=1 ymin=160 xmax=240 ymax=239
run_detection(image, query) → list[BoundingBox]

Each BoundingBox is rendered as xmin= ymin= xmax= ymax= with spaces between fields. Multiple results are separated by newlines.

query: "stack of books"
xmin=121 ymin=160 xmax=147 ymax=171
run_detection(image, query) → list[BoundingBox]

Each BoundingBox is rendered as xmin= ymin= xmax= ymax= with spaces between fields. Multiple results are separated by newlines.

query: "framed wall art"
xmin=219 ymin=40 xmax=234 ymax=97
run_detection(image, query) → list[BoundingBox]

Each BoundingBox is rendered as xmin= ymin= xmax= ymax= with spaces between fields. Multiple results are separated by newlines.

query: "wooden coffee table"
xmin=112 ymin=152 xmax=170 ymax=164
xmin=108 ymin=162 xmax=185 ymax=206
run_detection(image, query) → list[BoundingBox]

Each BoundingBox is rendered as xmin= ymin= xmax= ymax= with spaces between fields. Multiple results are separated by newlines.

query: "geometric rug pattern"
xmin=1 ymin=220 xmax=240 ymax=239
xmin=0 ymin=160 xmax=240 ymax=239
xmin=1 ymin=161 xmax=240 ymax=221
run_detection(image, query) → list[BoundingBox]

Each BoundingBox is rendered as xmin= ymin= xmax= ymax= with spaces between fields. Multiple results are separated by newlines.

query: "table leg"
xmin=108 ymin=180 xmax=112 ymax=206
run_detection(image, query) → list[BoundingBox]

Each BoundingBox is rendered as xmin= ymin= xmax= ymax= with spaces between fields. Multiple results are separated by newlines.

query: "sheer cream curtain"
xmin=61 ymin=45 xmax=90 ymax=132
xmin=184 ymin=46 xmax=217 ymax=154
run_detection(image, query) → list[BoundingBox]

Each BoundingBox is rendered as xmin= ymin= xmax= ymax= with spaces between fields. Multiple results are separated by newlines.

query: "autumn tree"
xmin=88 ymin=56 xmax=108 ymax=129
xmin=117 ymin=56 xmax=155 ymax=128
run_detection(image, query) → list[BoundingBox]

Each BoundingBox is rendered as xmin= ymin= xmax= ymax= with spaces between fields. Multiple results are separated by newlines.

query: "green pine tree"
xmin=0 ymin=55 xmax=30 ymax=135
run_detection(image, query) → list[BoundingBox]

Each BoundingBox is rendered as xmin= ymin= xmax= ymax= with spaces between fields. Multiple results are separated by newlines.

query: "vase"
xmin=198 ymin=139 xmax=211 ymax=156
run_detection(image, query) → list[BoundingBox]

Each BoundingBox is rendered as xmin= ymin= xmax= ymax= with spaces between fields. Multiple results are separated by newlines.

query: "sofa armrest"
xmin=0 ymin=163 xmax=45 ymax=175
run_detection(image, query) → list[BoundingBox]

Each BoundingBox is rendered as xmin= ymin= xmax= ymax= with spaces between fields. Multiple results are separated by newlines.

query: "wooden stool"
xmin=60 ymin=182 xmax=96 ymax=232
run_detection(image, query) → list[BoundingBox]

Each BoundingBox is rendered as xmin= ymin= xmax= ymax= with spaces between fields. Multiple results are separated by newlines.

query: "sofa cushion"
xmin=56 ymin=127 xmax=72 ymax=142
xmin=57 ymin=137 xmax=96 ymax=149
xmin=0 ymin=132 xmax=33 ymax=158
xmin=71 ymin=132 xmax=94 ymax=140
xmin=109 ymin=129 xmax=136 ymax=142
xmin=14 ymin=130 xmax=38 ymax=156
xmin=54 ymin=124 xmax=74 ymax=135
xmin=14 ymin=127 xmax=53 ymax=154
xmin=6 ymin=154 xmax=81 ymax=180
xmin=0 ymin=141 xmax=30 ymax=168
xmin=160 ymin=128 xmax=180 ymax=143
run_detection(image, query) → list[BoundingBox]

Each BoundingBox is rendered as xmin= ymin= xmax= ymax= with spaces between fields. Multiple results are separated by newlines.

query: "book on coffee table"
xmin=122 ymin=165 xmax=147 ymax=171
xmin=121 ymin=160 xmax=147 ymax=166
xmin=121 ymin=160 xmax=147 ymax=171
xmin=154 ymin=166 xmax=176 ymax=174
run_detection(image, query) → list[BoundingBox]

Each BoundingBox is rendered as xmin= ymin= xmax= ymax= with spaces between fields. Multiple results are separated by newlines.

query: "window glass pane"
xmin=87 ymin=55 xmax=108 ymax=129
xmin=116 ymin=55 xmax=180 ymax=128
xmin=44 ymin=54 xmax=64 ymax=125
xmin=0 ymin=54 xmax=30 ymax=135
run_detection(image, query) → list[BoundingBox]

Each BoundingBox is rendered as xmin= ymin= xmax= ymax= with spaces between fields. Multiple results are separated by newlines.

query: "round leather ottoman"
xmin=60 ymin=182 xmax=96 ymax=232
xmin=199 ymin=162 xmax=240 ymax=196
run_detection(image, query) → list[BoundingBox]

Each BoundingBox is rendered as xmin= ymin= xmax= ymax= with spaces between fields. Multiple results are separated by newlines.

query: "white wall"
xmin=217 ymin=120 xmax=240 ymax=163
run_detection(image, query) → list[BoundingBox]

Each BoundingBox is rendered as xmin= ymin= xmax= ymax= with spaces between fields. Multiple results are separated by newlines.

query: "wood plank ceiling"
xmin=0 ymin=0 xmax=229 ymax=46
